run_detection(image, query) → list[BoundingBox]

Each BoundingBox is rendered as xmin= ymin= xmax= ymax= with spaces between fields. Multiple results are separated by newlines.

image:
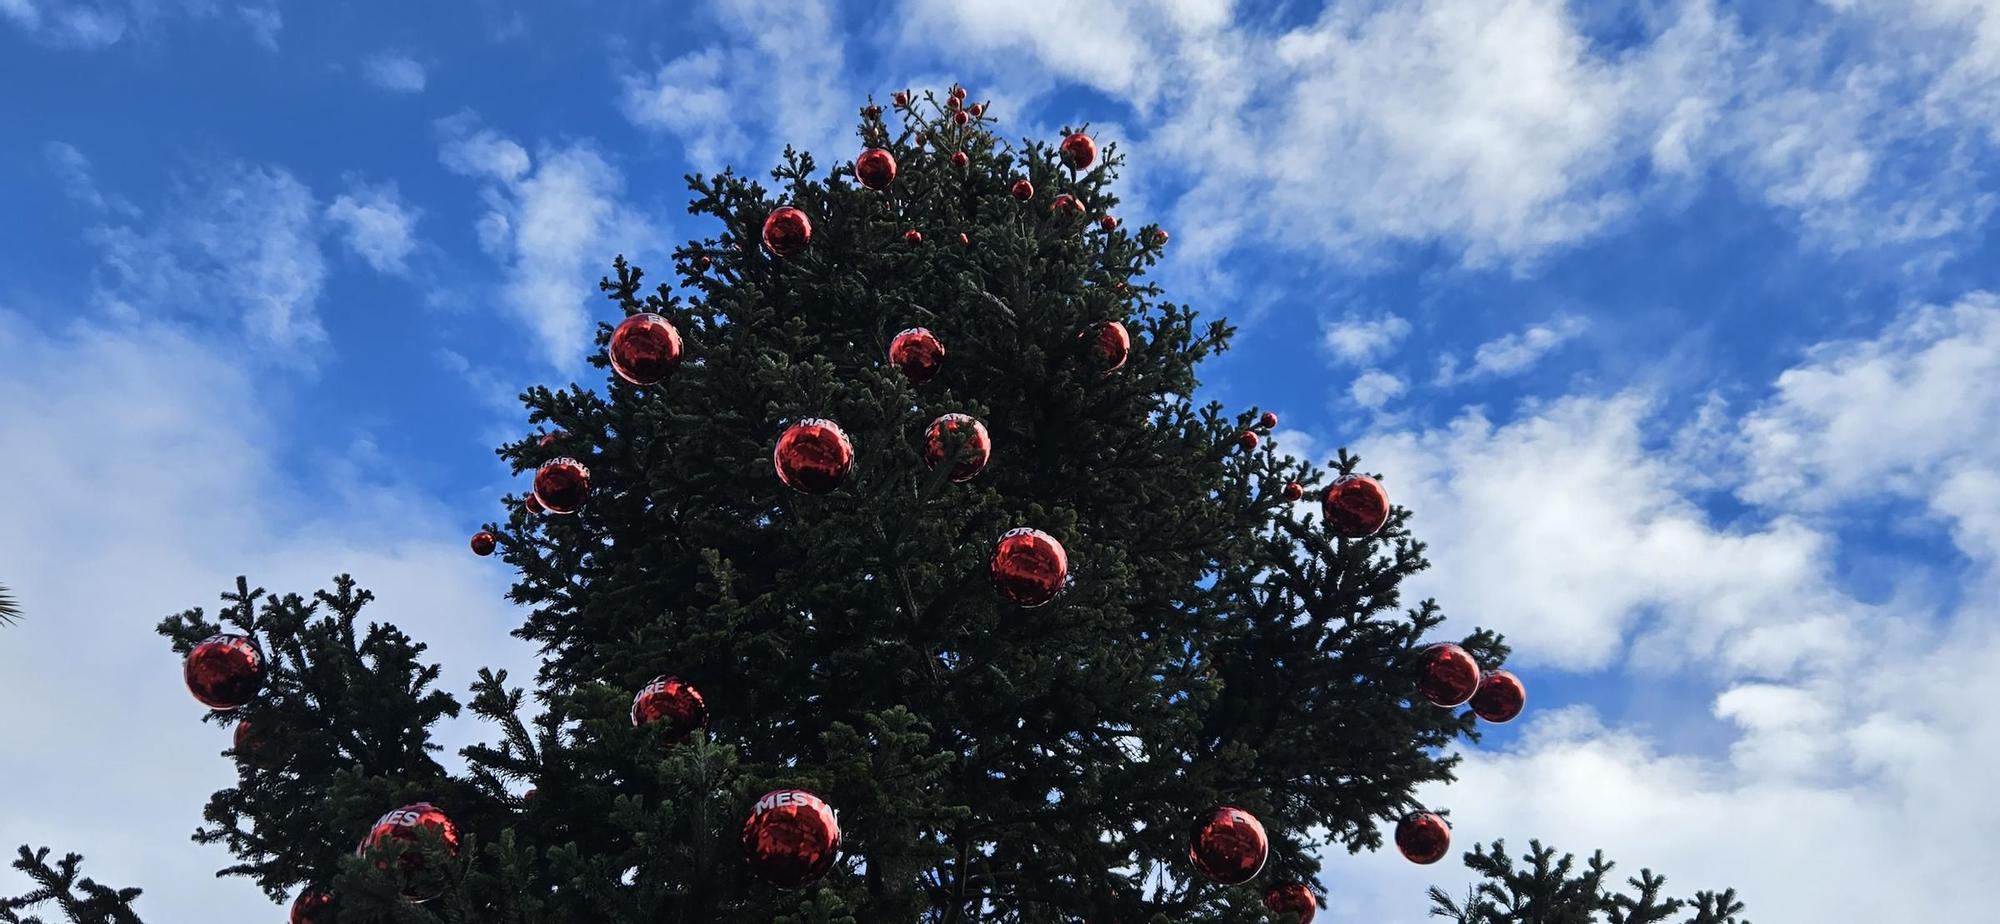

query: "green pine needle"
xmin=0 ymin=583 xmax=21 ymax=626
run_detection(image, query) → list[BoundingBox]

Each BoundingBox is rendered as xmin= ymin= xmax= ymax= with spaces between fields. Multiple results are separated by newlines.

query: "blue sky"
xmin=3 ymin=1 xmax=1998 ymax=921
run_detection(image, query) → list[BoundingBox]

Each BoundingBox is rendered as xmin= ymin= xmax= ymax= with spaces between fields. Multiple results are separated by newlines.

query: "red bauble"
xmin=923 ymin=414 xmax=992 ymax=482
xmin=904 ymin=229 xmax=924 ymax=244
xmin=1079 ymin=320 xmax=1131 ymax=375
xmin=1321 ymin=474 xmax=1388 ymax=538
xmin=356 ymin=802 xmax=461 ymax=902
xmin=774 ymin=419 xmax=855 ymax=495
xmin=523 ymin=787 xmax=538 ymax=801
xmin=538 ymin=431 xmax=564 ymax=448
xmin=1100 ymin=215 xmax=1119 ymax=231
xmin=1263 ymin=883 xmax=1316 ymax=924
xmin=185 ymin=634 xmax=265 ymax=710
xmin=893 ymin=90 xmax=910 ymax=108
xmin=697 ymin=254 xmax=712 ymax=270
xmin=888 ymin=327 xmax=945 ymax=384
xmin=762 ymin=207 xmax=813 ymax=257
xmin=631 ymin=675 xmax=708 ymax=743
xmin=609 ymin=312 xmax=685 ymax=386
xmin=534 ymin=457 xmax=591 ymax=515
xmin=1395 ymin=811 xmax=1452 ymax=865
xmin=953 ymin=110 xmax=969 ymax=126
xmin=1282 ymin=482 xmax=1305 ymax=502
xmin=1010 ymin=179 xmax=1035 ymax=201
xmin=1050 ymin=193 xmax=1084 ymax=218
xmin=743 ymin=789 xmax=841 ymax=889
xmin=1260 ymin=411 xmax=1279 ymax=429
xmin=1238 ymin=431 xmax=1259 ymax=451
xmin=951 ymin=150 xmax=969 ymax=168
xmin=991 ymin=528 xmax=1068 ymax=607
xmin=1152 ymin=228 xmax=1170 ymax=246
xmin=289 ymin=889 xmax=335 ymax=924
xmin=947 ymin=94 xmax=962 ymax=111
xmin=1061 ymin=132 xmax=1098 ymax=170
xmin=856 ymin=148 xmax=897 ymax=190
xmin=1416 ymin=642 xmax=1482 ymax=708
xmin=470 ymin=530 xmax=497 ymax=557
xmin=233 ymin=719 xmax=275 ymax=767
xmin=1187 ymin=805 xmax=1268 ymax=885
xmin=969 ymin=103 xmax=985 ymax=117
xmin=914 ymin=133 xmax=926 ymax=148
xmin=524 ymin=494 xmax=545 ymax=515
xmin=959 ymin=232 xmax=971 ymax=247
xmin=951 ymin=85 xmax=966 ymax=100
xmin=1470 ymin=669 xmax=1526 ymax=723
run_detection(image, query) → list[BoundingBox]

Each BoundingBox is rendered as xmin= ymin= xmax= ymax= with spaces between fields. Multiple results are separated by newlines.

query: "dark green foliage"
xmin=0 ymin=583 xmax=21 ymax=626
xmin=1429 ymin=841 xmax=1749 ymax=924
xmin=1 ymin=849 xmax=141 ymax=924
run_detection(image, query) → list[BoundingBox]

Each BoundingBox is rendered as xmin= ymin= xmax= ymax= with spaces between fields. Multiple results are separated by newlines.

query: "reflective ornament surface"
xmin=888 ymin=327 xmax=945 ymax=385
xmin=991 ymin=528 xmax=1068 ymax=607
xmin=1263 ymin=882 xmax=1316 ymax=923
xmin=1395 ymin=811 xmax=1451 ymax=865
xmin=534 ymin=457 xmax=591 ymax=515
xmin=761 ymin=207 xmax=813 ymax=257
xmin=774 ymin=419 xmax=855 ymax=495
xmin=185 ymin=633 xmax=265 ymax=710
xmin=855 ymin=148 xmax=897 ymax=190
xmin=631 ymin=675 xmax=708 ymax=743
xmin=1079 ymin=320 xmax=1131 ymax=376
xmin=742 ymin=789 xmax=841 ymax=889
xmin=289 ymin=889 xmax=335 ymax=924
xmin=470 ymin=530 xmax=497 ymax=557
xmin=1470 ymin=669 xmax=1526 ymax=723
xmin=1187 ymin=805 xmax=1268 ymax=885
xmin=355 ymin=802 xmax=461 ymax=902
xmin=1321 ymin=474 xmax=1389 ymax=538
xmin=923 ymin=414 xmax=991 ymax=482
xmin=1010 ymin=179 xmax=1034 ymax=201
xmin=1061 ymin=132 xmax=1098 ymax=170
xmin=609 ymin=312 xmax=684 ymax=386
xmin=1416 ymin=642 xmax=1482 ymax=708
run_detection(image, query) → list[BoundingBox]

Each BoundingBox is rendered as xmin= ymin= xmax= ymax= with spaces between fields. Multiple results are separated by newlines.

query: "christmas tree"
xmin=5 ymin=89 xmax=1745 ymax=924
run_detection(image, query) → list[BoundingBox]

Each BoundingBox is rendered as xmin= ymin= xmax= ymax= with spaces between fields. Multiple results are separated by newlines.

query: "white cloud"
xmin=1436 ymin=315 xmax=1588 ymax=384
xmin=43 ymin=141 xmax=136 ymax=216
xmin=438 ymin=114 xmax=663 ymax=369
xmin=237 ymin=3 xmax=279 ymax=50
xmin=1349 ymin=370 xmax=1408 ymax=409
xmin=1321 ymin=314 xmax=1412 ymax=364
xmin=0 ymin=0 xmax=40 ymax=28
xmin=362 ymin=51 xmax=427 ymax=93
xmin=325 ymin=181 xmax=421 ymax=274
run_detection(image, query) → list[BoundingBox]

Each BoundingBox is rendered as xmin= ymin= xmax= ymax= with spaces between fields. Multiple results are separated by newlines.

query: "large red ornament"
xmin=743 ymin=789 xmax=841 ymax=889
xmin=289 ymin=889 xmax=335 ymax=924
xmin=470 ymin=530 xmax=497 ymax=557
xmin=1260 ymin=411 xmax=1278 ymax=429
xmin=631 ymin=675 xmax=708 ymax=743
xmin=1471 ymin=669 xmax=1526 ymax=723
xmin=1395 ymin=811 xmax=1452 ymax=865
xmin=609 ymin=312 xmax=685 ymax=386
xmin=923 ymin=414 xmax=991 ymax=482
xmin=1263 ymin=883 xmax=1316 ymax=923
xmin=855 ymin=148 xmax=897 ymax=190
xmin=1080 ymin=320 xmax=1131 ymax=375
xmin=953 ymin=109 xmax=969 ymax=125
xmin=888 ymin=327 xmax=945 ymax=384
xmin=1050 ymin=194 xmax=1085 ymax=219
xmin=762 ymin=207 xmax=813 ymax=257
xmin=1416 ymin=642 xmax=1482 ymax=708
xmin=1061 ymin=132 xmax=1098 ymax=170
xmin=1010 ymin=179 xmax=1035 ymax=201
xmin=356 ymin=802 xmax=461 ymax=902
xmin=1187 ymin=805 xmax=1268 ymax=885
xmin=1237 ymin=431 xmax=1259 ymax=451
xmin=534 ymin=457 xmax=591 ymax=515
xmin=185 ymin=634 xmax=265 ymax=710
xmin=991 ymin=528 xmax=1068 ymax=607
xmin=1321 ymin=474 xmax=1388 ymax=538
xmin=774 ymin=419 xmax=855 ymax=495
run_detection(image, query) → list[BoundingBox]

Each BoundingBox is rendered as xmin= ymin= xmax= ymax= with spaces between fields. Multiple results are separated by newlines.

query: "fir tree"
xmin=6 ymin=89 xmax=1744 ymax=924
xmin=1428 ymin=840 xmax=1749 ymax=924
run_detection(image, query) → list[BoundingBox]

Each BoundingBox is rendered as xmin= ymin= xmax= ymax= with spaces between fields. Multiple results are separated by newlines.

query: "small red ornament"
xmin=1396 ymin=811 xmax=1451 ymax=865
xmin=1060 ymin=132 xmax=1098 ymax=170
xmin=888 ymin=327 xmax=945 ymax=385
xmin=1282 ymin=482 xmax=1305 ymax=502
xmin=947 ymin=94 xmax=962 ymax=111
xmin=991 ymin=528 xmax=1068 ymax=607
xmin=1237 ymin=431 xmax=1259 ymax=451
xmin=1416 ymin=642 xmax=1482 ymax=708
xmin=904 ymin=229 xmax=924 ymax=244
xmin=356 ymin=802 xmax=461 ymax=902
xmin=743 ymin=789 xmax=841 ymax=889
xmin=863 ymin=104 xmax=882 ymax=119
xmin=631 ymin=675 xmax=708 ymax=743
xmin=1321 ymin=474 xmax=1388 ymax=538
xmin=951 ymin=85 xmax=966 ymax=100
xmin=523 ymin=787 xmax=538 ymax=801
xmin=914 ymin=133 xmax=926 ymax=148
xmin=1260 ymin=411 xmax=1278 ymax=429
xmin=1187 ymin=805 xmax=1267 ymax=885
xmin=233 ymin=719 xmax=274 ymax=767
xmin=959 ymin=232 xmax=971 ymax=247
xmin=289 ymin=889 xmax=335 ymax=924
xmin=1263 ymin=883 xmax=1316 ymax=924
xmin=1152 ymin=228 xmax=1169 ymax=246
xmin=524 ymin=494 xmax=545 ymax=515
xmin=1050 ymin=193 xmax=1084 ymax=219
xmin=697 ymin=254 xmax=712 ymax=270
xmin=538 ymin=431 xmax=564 ymax=448
xmin=534 ymin=457 xmax=590 ymax=515
xmin=185 ymin=634 xmax=265 ymax=710
xmin=762 ymin=207 xmax=813 ymax=257
xmin=610 ymin=312 xmax=684 ymax=386
xmin=953 ymin=110 xmax=969 ymax=125
xmin=923 ymin=414 xmax=992 ymax=482
xmin=1100 ymin=215 xmax=1119 ymax=231
xmin=1471 ymin=669 xmax=1526 ymax=723
xmin=774 ymin=419 xmax=855 ymax=495
xmin=893 ymin=91 xmax=910 ymax=108
xmin=1010 ymin=179 xmax=1035 ymax=201
xmin=856 ymin=148 xmax=897 ymax=190
xmin=951 ymin=150 xmax=969 ymax=168
xmin=470 ymin=530 xmax=497 ymax=557
xmin=1080 ymin=320 xmax=1131 ymax=375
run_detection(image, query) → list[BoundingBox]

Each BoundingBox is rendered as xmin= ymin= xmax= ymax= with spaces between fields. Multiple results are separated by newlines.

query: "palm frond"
xmin=0 ymin=583 xmax=21 ymax=626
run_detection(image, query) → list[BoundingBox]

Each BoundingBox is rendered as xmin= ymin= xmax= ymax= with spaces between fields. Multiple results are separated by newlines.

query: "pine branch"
xmin=0 ymin=584 xmax=21 ymax=626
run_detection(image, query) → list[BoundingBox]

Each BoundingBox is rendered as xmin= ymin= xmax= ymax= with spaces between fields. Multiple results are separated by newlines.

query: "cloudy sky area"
xmin=2 ymin=0 xmax=1996 ymax=920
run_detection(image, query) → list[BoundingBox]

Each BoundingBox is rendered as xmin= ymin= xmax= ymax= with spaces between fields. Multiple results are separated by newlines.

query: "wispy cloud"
xmin=1349 ymin=369 xmax=1408 ymax=410
xmin=1435 ymin=316 xmax=1588 ymax=385
xmin=1321 ymin=314 xmax=1412 ymax=365
xmin=325 ymin=181 xmax=421 ymax=275
xmin=43 ymin=141 xmax=137 ymax=216
xmin=362 ymin=51 xmax=427 ymax=93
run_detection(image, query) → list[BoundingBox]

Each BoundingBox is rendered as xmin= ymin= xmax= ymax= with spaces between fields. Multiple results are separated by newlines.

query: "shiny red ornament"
xmin=534 ymin=457 xmax=590 ymax=515
xmin=1152 ymin=228 xmax=1169 ymax=246
xmin=1282 ymin=482 xmax=1305 ymax=502
xmin=991 ymin=528 xmax=1068 ymax=607
xmin=904 ymin=229 xmax=924 ymax=245
xmin=969 ymin=103 xmax=985 ymax=117
xmin=1061 ymin=132 xmax=1098 ymax=170
xmin=1079 ymin=320 xmax=1131 ymax=375
xmin=743 ymin=789 xmax=841 ymax=889
xmin=609 ymin=312 xmax=685 ymax=386
xmin=953 ymin=110 xmax=969 ymax=125
xmin=523 ymin=787 xmax=538 ymax=801
xmin=1470 ymin=669 xmax=1526 ymax=723
xmin=631 ymin=675 xmax=708 ymax=743
xmin=959 ymin=232 xmax=971 ymax=247
xmin=1238 ymin=431 xmax=1259 ymax=451
xmin=1321 ymin=474 xmax=1388 ymax=538
xmin=233 ymin=719 xmax=275 ymax=767
xmin=856 ymin=148 xmax=897 ymax=190
xmin=538 ymin=431 xmax=564 ymax=448
xmin=289 ymin=889 xmax=336 ymax=924
xmin=951 ymin=85 xmax=966 ymax=100
xmin=1100 ymin=215 xmax=1119 ymax=231
xmin=470 ymin=530 xmax=497 ymax=557
xmin=524 ymin=494 xmax=545 ymax=515
xmin=888 ymin=327 xmax=945 ymax=385
xmin=893 ymin=90 xmax=910 ymax=108
xmin=1263 ymin=883 xmax=1317 ymax=924
xmin=185 ymin=633 xmax=265 ymax=710
xmin=1260 ymin=411 xmax=1279 ymax=429
xmin=947 ymin=94 xmax=962 ymax=111
xmin=774 ymin=419 xmax=855 ymax=495
xmin=1416 ymin=642 xmax=1482 ymax=708
xmin=1187 ymin=805 xmax=1268 ymax=885
xmin=951 ymin=150 xmax=969 ymax=168
xmin=1395 ymin=811 xmax=1451 ymax=865
xmin=1050 ymin=193 xmax=1084 ymax=219
xmin=762 ymin=207 xmax=813 ymax=257
xmin=1010 ymin=179 xmax=1035 ymax=201
xmin=923 ymin=414 xmax=992 ymax=482
xmin=914 ymin=133 xmax=927 ymax=148
xmin=356 ymin=802 xmax=461 ymax=902
xmin=697 ymin=254 xmax=712 ymax=270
